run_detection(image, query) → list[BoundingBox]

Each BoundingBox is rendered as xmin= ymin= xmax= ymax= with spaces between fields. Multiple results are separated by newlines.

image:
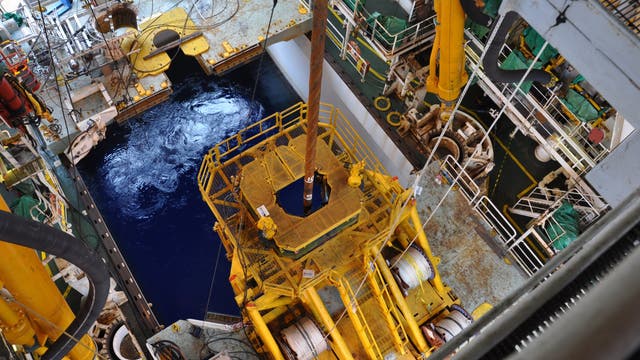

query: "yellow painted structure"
xmin=0 ymin=198 xmax=95 ymax=360
xmin=245 ymin=303 xmax=285 ymax=360
xmin=0 ymin=289 xmax=36 ymax=346
xmin=426 ymin=0 xmax=468 ymax=112
xmin=198 ymin=103 xmax=464 ymax=359
xmin=472 ymin=302 xmax=494 ymax=320
xmin=256 ymin=215 xmax=278 ymax=239
xmin=125 ymin=7 xmax=209 ymax=77
xmin=301 ymin=287 xmax=353 ymax=360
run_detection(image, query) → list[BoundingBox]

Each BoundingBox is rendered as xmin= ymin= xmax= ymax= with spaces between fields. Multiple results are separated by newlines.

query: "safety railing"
xmin=474 ymin=195 xmax=518 ymax=247
xmin=599 ymin=0 xmax=640 ymax=35
xmin=301 ymin=0 xmax=436 ymax=58
xmin=365 ymin=256 xmax=410 ymax=352
xmin=30 ymin=187 xmax=72 ymax=235
xmin=507 ymin=184 xmax=609 ymax=272
xmin=512 ymin=186 xmax=608 ymax=228
xmin=331 ymin=106 xmax=389 ymax=176
xmin=508 ymin=186 xmax=558 ymax=219
xmin=199 ymin=102 xmax=390 ymax=198
xmin=440 ymin=155 xmax=481 ymax=204
xmin=336 ymin=276 xmax=384 ymax=358
xmin=511 ymin=83 xmax=610 ymax=174
xmin=364 ymin=12 xmax=436 ymax=58
xmin=325 ymin=9 xmax=371 ymax=82
xmin=465 ymin=31 xmax=611 ymax=178
xmin=438 ymin=155 xmax=544 ymax=275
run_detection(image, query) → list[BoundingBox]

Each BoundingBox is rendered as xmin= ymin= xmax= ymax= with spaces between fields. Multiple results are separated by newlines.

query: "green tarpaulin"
xmin=366 ymin=12 xmax=407 ymax=45
xmin=546 ymin=201 xmax=580 ymax=251
xmin=10 ymin=195 xmax=46 ymax=222
xmin=560 ymin=89 xmax=600 ymax=122
xmin=499 ymin=50 xmax=541 ymax=93
xmin=522 ymin=27 xmax=558 ymax=64
xmin=344 ymin=0 xmax=365 ymax=12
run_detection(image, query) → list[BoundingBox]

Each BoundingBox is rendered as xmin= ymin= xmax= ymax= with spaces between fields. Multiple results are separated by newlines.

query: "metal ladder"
xmin=336 ymin=275 xmax=383 ymax=358
xmin=365 ymin=255 xmax=410 ymax=355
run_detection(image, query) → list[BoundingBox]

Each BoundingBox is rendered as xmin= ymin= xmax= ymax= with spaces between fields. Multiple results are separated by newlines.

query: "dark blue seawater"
xmin=78 ymin=53 xmax=300 ymax=325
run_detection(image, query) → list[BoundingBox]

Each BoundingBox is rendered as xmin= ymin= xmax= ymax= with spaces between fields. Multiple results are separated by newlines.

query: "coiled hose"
xmin=0 ymin=210 xmax=109 ymax=360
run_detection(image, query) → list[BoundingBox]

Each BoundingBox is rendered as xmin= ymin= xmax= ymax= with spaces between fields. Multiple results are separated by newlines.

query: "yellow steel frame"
xmin=198 ymin=102 xmax=460 ymax=358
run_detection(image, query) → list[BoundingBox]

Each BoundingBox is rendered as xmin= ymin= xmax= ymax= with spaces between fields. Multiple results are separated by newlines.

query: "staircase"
xmin=336 ymin=275 xmax=383 ymax=358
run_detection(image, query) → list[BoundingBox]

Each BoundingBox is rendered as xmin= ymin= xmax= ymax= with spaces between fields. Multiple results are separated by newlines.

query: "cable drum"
xmin=280 ymin=317 xmax=328 ymax=360
xmin=391 ymin=246 xmax=434 ymax=291
xmin=434 ymin=305 xmax=473 ymax=342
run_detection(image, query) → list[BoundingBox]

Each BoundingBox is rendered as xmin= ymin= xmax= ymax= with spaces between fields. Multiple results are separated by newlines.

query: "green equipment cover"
xmin=522 ymin=27 xmax=558 ymax=64
xmin=546 ymin=201 xmax=580 ymax=251
xmin=499 ymin=50 xmax=541 ymax=93
xmin=366 ymin=12 xmax=408 ymax=45
xmin=560 ymin=88 xmax=600 ymax=122
xmin=11 ymin=195 xmax=46 ymax=222
xmin=344 ymin=0 xmax=365 ymax=12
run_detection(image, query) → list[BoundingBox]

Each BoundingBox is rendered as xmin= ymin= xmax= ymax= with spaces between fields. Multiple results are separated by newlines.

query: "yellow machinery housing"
xmin=0 ymin=197 xmax=95 ymax=360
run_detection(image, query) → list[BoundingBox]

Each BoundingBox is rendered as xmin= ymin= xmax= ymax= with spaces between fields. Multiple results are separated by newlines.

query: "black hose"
xmin=460 ymin=0 xmax=492 ymax=27
xmin=482 ymin=11 xmax=552 ymax=85
xmin=0 ymin=210 xmax=109 ymax=360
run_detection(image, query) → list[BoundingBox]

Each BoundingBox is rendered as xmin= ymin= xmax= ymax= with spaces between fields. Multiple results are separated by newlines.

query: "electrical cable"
xmin=151 ymin=340 xmax=186 ymax=360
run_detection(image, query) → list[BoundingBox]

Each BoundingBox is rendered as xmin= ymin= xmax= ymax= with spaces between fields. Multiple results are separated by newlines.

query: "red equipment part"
xmin=0 ymin=75 xmax=27 ymax=127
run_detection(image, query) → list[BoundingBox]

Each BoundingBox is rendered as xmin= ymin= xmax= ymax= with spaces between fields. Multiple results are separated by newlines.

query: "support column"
xmin=245 ymin=303 xmax=284 ymax=360
xmin=372 ymin=246 xmax=430 ymax=355
xmin=301 ymin=287 xmax=354 ymax=360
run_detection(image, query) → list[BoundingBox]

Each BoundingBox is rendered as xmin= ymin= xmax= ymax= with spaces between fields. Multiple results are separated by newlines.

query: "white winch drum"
xmin=391 ymin=246 xmax=435 ymax=290
xmin=434 ymin=305 xmax=474 ymax=342
xmin=280 ymin=316 xmax=328 ymax=360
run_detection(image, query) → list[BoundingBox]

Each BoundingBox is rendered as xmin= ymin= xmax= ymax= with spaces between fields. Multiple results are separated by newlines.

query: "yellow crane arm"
xmin=426 ymin=0 xmax=468 ymax=114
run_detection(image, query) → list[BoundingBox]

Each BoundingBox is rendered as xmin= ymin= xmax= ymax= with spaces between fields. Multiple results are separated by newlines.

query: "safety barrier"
xmin=198 ymin=102 xmax=389 ymax=200
xmin=507 ymin=185 xmax=609 ymax=273
xmin=599 ymin=0 xmax=640 ymax=35
xmin=325 ymin=8 xmax=372 ymax=82
xmin=465 ymin=31 xmax=611 ymax=179
xmin=439 ymin=155 xmax=544 ymax=275
xmin=300 ymin=0 xmax=436 ymax=59
xmin=440 ymin=155 xmax=482 ymax=204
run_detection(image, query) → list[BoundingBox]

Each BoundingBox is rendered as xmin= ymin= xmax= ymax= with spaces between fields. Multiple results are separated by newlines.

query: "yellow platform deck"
xmin=241 ymin=135 xmax=361 ymax=253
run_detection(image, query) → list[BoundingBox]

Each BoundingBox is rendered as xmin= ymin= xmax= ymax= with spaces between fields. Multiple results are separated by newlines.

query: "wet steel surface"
xmin=416 ymin=163 xmax=525 ymax=312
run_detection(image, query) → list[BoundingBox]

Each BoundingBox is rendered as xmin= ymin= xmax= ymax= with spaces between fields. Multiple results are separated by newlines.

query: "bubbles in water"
xmin=100 ymin=75 xmax=263 ymax=219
